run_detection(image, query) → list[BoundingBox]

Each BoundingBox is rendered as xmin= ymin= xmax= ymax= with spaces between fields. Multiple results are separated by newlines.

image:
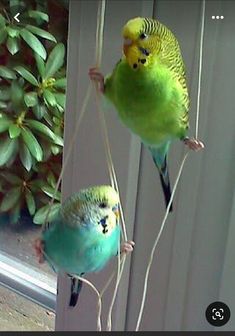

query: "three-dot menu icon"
xmin=212 ymin=15 xmax=224 ymax=19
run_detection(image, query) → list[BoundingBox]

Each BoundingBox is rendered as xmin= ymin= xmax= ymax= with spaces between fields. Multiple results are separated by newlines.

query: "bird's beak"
xmin=114 ymin=209 xmax=119 ymax=219
xmin=123 ymin=38 xmax=133 ymax=56
xmin=112 ymin=205 xmax=120 ymax=219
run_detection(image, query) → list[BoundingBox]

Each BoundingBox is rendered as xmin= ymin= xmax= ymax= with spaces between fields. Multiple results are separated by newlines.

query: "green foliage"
xmin=0 ymin=0 xmax=68 ymax=225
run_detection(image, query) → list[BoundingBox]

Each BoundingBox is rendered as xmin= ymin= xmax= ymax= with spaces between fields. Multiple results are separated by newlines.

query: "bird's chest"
xmin=114 ymin=64 xmax=181 ymax=135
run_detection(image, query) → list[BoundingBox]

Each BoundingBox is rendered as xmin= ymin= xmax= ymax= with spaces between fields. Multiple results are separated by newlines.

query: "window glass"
xmin=0 ymin=0 xmax=69 ymax=274
xmin=0 ymin=0 xmax=69 ymax=327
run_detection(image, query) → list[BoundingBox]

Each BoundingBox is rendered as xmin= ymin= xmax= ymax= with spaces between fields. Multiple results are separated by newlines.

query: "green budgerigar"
xmin=34 ymin=185 xmax=134 ymax=307
xmin=89 ymin=17 xmax=204 ymax=211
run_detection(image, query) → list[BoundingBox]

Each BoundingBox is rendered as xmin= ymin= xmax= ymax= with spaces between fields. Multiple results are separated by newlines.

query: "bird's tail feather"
xmin=69 ymin=277 xmax=83 ymax=307
xmin=149 ymin=143 xmax=173 ymax=212
xmin=158 ymin=157 xmax=173 ymax=212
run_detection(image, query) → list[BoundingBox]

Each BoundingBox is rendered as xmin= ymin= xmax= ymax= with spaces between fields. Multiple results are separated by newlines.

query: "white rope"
xmin=100 ymin=254 xmax=126 ymax=297
xmin=43 ymin=84 xmax=92 ymax=227
xmin=195 ymin=0 xmax=205 ymax=138
xmin=71 ymin=274 xmax=102 ymax=332
xmin=135 ymin=152 xmax=189 ymax=331
xmin=94 ymin=89 xmax=128 ymax=241
xmin=93 ymin=0 xmax=129 ymax=331
xmin=106 ymin=253 xmax=127 ymax=331
xmin=135 ymin=0 xmax=206 ymax=330
xmin=94 ymin=0 xmax=128 ymax=242
xmin=42 ymin=245 xmax=103 ymax=331
xmin=41 ymin=0 xmax=110 ymax=332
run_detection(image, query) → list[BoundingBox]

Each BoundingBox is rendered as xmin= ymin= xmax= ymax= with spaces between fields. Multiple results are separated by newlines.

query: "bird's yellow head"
xmin=122 ymin=17 xmax=161 ymax=70
xmin=61 ymin=185 xmax=120 ymax=233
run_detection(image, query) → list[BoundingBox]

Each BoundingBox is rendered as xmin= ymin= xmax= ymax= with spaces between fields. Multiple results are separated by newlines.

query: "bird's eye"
xmin=99 ymin=202 xmax=107 ymax=208
xmin=140 ymin=33 xmax=148 ymax=40
xmin=80 ymin=215 xmax=85 ymax=222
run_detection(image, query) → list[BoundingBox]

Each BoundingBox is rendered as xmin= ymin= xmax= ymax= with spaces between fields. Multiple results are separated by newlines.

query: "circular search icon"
xmin=206 ymin=301 xmax=230 ymax=327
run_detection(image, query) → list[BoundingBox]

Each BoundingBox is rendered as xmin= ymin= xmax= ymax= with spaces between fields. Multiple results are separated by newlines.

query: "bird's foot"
xmin=121 ymin=240 xmax=135 ymax=254
xmin=33 ymin=238 xmax=45 ymax=264
xmin=183 ymin=137 xmax=205 ymax=151
xmin=88 ymin=67 xmax=105 ymax=93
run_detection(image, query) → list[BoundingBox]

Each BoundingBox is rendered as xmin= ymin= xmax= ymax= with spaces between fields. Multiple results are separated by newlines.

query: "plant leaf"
xmin=21 ymin=127 xmax=43 ymax=162
xmin=43 ymin=110 xmax=53 ymax=126
xmin=0 ymin=118 xmax=12 ymax=133
xmin=6 ymin=36 xmax=20 ymax=55
xmin=54 ymin=93 xmax=66 ymax=109
xmin=54 ymin=77 xmax=67 ymax=89
xmin=26 ymin=25 xmax=56 ymax=43
xmin=9 ymin=0 xmax=25 ymax=16
xmin=41 ymin=185 xmax=61 ymax=201
xmin=43 ymin=89 xmax=57 ymax=106
xmin=53 ymin=135 xmax=63 ymax=147
xmin=9 ymin=202 xmax=21 ymax=224
xmin=0 ymin=101 xmax=7 ymax=108
xmin=27 ymin=10 xmax=49 ymax=22
xmin=33 ymin=203 xmax=60 ymax=225
xmin=32 ymin=104 xmax=46 ymax=119
xmin=0 ymin=87 xmax=10 ymax=101
xmin=45 ymin=43 xmax=65 ymax=79
xmin=0 ymin=172 xmax=21 ymax=184
xmin=0 ymin=186 xmax=21 ymax=212
xmin=0 ymin=28 xmax=7 ymax=44
xmin=6 ymin=138 xmax=18 ymax=167
xmin=25 ymin=189 xmax=36 ymax=215
xmin=51 ymin=145 xmax=60 ymax=155
xmin=47 ymin=171 xmax=56 ymax=188
xmin=11 ymin=80 xmax=24 ymax=109
xmin=19 ymin=143 xmax=32 ymax=171
xmin=0 ymin=136 xmax=17 ymax=166
xmin=0 ymin=65 xmax=16 ymax=79
xmin=34 ymin=53 xmax=45 ymax=78
xmin=20 ymin=28 xmax=47 ymax=60
xmin=6 ymin=26 xmax=20 ymax=38
xmin=30 ymin=178 xmax=44 ymax=192
xmin=24 ymin=92 xmax=38 ymax=107
xmin=14 ymin=65 xmax=39 ymax=86
xmin=9 ymin=124 xmax=21 ymax=138
xmin=0 ymin=14 xmax=6 ymax=28
xmin=26 ymin=119 xmax=63 ymax=146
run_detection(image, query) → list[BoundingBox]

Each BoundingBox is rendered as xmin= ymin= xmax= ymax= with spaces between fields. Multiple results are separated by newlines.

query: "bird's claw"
xmin=183 ymin=137 xmax=204 ymax=151
xmin=33 ymin=238 xmax=45 ymax=264
xmin=121 ymin=240 xmax=135 ymax=254
xmin=88 ymin=67 xmax=105 ymax=93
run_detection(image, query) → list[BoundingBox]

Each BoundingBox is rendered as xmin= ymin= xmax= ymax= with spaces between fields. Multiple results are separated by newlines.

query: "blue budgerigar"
xmin=34 ymin=185 xmax=134 ymax=307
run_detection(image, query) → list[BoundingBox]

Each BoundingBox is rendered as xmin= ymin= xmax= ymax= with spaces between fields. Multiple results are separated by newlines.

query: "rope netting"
xmin=42 ymin=0 xmax=205 ymax=331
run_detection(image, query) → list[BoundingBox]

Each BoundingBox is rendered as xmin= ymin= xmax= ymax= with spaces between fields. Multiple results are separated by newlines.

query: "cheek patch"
xmin=139 ymin=47 xmax=150 ymax=56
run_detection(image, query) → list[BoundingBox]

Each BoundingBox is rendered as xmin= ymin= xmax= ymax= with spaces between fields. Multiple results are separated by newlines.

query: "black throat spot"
xmin=100 ymin=216 xmax=108 ymax=234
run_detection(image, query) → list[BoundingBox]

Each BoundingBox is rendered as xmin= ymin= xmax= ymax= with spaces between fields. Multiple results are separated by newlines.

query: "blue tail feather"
xmin=149 ymin=142 xmax=173 ymax=212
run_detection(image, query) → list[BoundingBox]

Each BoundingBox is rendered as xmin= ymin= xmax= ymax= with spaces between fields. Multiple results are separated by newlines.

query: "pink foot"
xmin=88 ymin=67 xmax=105 ymax=93
xmin=121 ymin=240 xmax=135 ymax=254
xmin=183 ymin=137 xmax=205 ymax=151
xmin=33 ymin=238 xmax=45 ymax=264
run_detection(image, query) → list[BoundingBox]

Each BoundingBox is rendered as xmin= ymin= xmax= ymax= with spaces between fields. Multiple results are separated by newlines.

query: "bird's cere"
xmin=123 ymin=38 xmax=133 ymax=46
